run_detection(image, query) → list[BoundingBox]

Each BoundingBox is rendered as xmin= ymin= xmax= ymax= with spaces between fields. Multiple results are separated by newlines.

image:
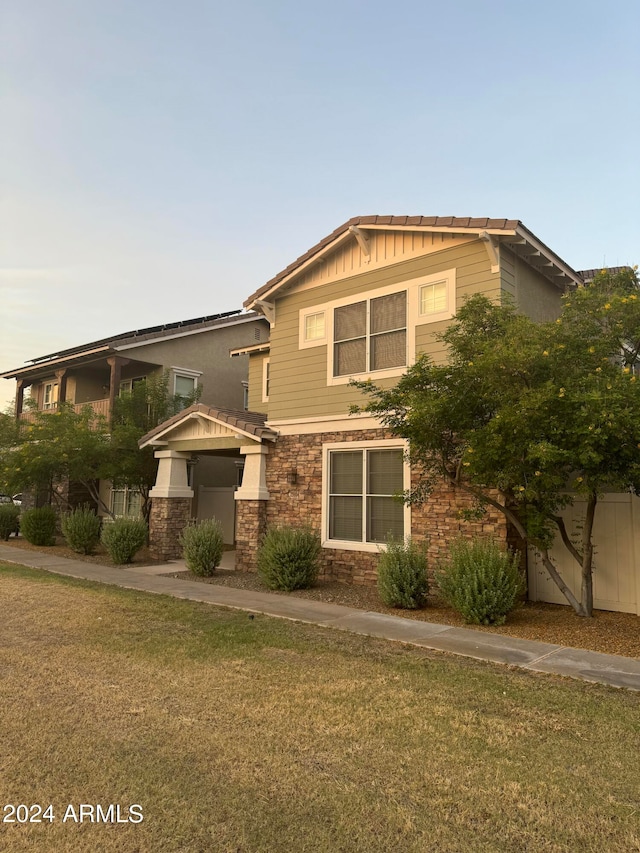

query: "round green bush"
xmin=436 ymin=537 xmax=524 ymax=626
xmin=257 ymin=526 xmax=321 ymax=591
xmin=179 ymin=519 xmax=224 ymax=577
xmin=20 ymin=506 xmax=57 ymax=546
xmin=0 ymin=504 xmax=20 ymax=541
xmin=377 ymin=538 xmax=429 ymax=609
xmin=101 ymin=517 xmax=148 ymax=565
xmin=61 ymin=505 xmax=102 ymax=555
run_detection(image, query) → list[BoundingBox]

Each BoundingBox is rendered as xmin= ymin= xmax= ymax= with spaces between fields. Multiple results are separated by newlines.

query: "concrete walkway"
xmin=2 ymin=542 xmax=639 ymax=692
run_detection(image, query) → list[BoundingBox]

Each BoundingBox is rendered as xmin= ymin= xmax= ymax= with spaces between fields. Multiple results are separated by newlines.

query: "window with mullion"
xmin=333 ymin=292 xmax=407 ymax=377
xmin=334 ymin=301 xmax=367 ymax=376
xmin=328 ymin=448 xmax=404 ymax=544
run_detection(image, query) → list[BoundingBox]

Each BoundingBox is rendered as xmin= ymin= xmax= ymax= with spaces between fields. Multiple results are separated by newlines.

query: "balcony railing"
xmin=18 ymin=399 xmax=111 ymax=425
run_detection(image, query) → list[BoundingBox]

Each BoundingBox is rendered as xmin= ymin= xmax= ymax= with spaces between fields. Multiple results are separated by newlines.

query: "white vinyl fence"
xmin=528 ymin=492 xmax=640 ymax=614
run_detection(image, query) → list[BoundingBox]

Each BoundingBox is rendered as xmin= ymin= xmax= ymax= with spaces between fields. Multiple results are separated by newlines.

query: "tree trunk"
xmin=579 ymin=491 xmax=598 ymax=618
xmin=538 ymin=548 xmax=586 ymax=616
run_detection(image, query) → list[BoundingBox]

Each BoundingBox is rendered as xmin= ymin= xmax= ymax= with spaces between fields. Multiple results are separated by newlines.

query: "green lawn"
xmin=1 ymin=562 xmax=639 ymax=852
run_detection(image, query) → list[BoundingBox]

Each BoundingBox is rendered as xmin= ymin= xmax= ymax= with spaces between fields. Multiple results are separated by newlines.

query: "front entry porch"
xmin=139 ymin=404 xmax=277 ymax=562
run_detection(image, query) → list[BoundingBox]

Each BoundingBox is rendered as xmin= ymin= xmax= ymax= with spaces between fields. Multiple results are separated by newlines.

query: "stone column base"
xmin=149 ymin=497 xmax=192 ymax=561
xmin=235 ymin=500 xmax=267 ymax=573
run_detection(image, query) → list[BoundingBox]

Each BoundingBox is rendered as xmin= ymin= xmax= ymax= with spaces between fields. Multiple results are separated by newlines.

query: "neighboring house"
xmin=140 ymin=215 xmax=588 ymax=580
xmin=2 ymin=309 xmax=269 ymax=533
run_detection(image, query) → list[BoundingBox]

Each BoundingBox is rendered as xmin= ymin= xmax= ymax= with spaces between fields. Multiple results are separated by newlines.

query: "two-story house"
xmin=140 ymin=216 xmax=584 ymax=580
xmin=2 ymin=309 xmax=269 ymax=539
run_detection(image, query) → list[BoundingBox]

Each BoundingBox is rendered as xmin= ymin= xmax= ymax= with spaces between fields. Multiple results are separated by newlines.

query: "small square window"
xmin=175 ymin=375 xmax=196 ymax=398
xmin=419 ymin=281 xmax=448 ymax=316
xmin=299 ymin=308 xmax=327 ymax=349
xmin=305 ymin=312 xmax=326 ymax=342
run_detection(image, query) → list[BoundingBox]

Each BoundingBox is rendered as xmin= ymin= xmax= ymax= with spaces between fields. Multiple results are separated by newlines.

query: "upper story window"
xmin=298 ymin=269 xmax=456 ymax=386
xmin=174 ymin=374 xmax=196 ymax=398
xmin=418 ymin=278 xmax=455 ymax=323
xmin=43 ymin=382 xmax=59 ymax=409
xmin=299 ymin=309 xmax=327 ymax=349
xmin=171 ymin=367 xmax=202 ymax=410
xmin=334 ymin=291 xmax=407 ymax=377
xmin=305 ymin=312 xmax=326 ymax=342
xmin=262 ymin=359 xmax=271 ymax=403
xmin=419 ymin=280 xmax=448 ymax=317
xmin=119 ymin=377 xmax=146 ymax=395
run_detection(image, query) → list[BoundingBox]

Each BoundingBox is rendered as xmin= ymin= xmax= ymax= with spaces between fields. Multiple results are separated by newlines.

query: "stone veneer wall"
xmin=235 ymin=499 xmax=267 ymax=572
xmin=261 ymin=429 xmax=510 ymax=586
xmin=149 ymin=497 xmax=192 ymax=560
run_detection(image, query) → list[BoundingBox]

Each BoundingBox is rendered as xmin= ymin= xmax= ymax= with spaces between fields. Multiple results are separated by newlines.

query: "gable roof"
xmin=139 ymin=403 xmax=277 ymax=448
xmin=244 ymin=215 xmax=581 ymax=308
xmin=1 ymin=310 xmax=267 ymax=380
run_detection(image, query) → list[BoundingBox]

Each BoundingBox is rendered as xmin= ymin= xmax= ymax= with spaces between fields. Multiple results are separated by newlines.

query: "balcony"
xmin=18 ymin=398 xmax=111 ymax=425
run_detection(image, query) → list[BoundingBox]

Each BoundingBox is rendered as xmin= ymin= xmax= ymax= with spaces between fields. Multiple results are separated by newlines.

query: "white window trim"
xmin=321 ymin=438 xmax=410 ymax=553
xmin=119 ymin=376 xmax=147 ymax=395
xmin=110 ymin=485 xmax=143 ymax=519
xmin=262 ymin=358 xmax=270 ymax=403
xmin=298 ymin=308 xmax=327 ymax=349
xmin=296 ymin=269 xmax=455 ymax=386
xmin=418 ymin=276 xmax=455 ymax=324
xmin=43 ymin=381 xmax=59 ymax=409
xmin=171 ymin=366 xmax=202 ymax=397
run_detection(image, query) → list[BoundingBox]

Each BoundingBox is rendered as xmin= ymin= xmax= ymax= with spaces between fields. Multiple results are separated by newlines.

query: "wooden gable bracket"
xmin=478 ymin=231 xmax=500 ymax=274
xmin=348 ymin=225 xmax=371 ymax=262
xmin=254 ymin=299 xmax=275 ymax=325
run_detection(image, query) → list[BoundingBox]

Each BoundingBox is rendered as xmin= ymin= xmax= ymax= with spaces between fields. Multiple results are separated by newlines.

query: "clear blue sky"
xmin=1 ymin=0 xmax=638 ymax=409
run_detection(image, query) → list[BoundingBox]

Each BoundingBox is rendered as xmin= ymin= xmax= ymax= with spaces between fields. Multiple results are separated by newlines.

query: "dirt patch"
xmin=166 ymin=568 xmax=640 ymax=660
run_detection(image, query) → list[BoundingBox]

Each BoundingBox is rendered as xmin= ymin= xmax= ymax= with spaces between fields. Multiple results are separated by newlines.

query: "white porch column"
xmin=234 ymin=444 xmax=269 ymax=501
xmin=149 ymin=450 xmax=194 ymax=499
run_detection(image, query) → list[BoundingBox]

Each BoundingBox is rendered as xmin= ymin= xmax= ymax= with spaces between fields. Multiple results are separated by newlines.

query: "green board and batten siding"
xmin=247 ymin=236 xmax=563 ymax=422
xmin=265 ymin=239 xmax=501 ymax=422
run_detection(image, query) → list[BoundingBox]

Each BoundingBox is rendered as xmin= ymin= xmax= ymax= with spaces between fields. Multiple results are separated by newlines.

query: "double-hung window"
xmin=300 ymin=268 xmax=456 ymax=386
xmin=43 ymin=382 xmax=58 ymax=410
xmin=333 ymin=291 xmax=407 ymax=378
xmin=325 ymin=443 xmax=406 ymax=548
xmin=111 ymin=486 xmax=142 ymax=518
xmin=119 ymin=376 xmax=146 ymax=395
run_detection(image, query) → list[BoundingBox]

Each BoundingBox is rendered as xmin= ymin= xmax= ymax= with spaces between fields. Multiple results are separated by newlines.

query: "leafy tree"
xmin=109 ymin=371 xmax=200 ymax=521
xmin=352 ymin=268 xmax=640 ymax=617
xmin=0 ymin=403 xmax=112 ymax=513
xmin=0 ymin=370 xmax=200 ymax=521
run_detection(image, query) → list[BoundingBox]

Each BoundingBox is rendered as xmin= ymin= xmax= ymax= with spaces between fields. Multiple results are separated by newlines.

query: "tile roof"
xmin=577 ymin=266 xmax=632 ymax=282
xmin=139 ymin=403 xmax=277 ymax=447
xmin=245 ymin=215 xmax=522 ymax=306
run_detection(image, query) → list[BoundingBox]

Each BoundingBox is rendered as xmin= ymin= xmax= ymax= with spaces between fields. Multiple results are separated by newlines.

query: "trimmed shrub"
xmin=20 ymin=506 xmax=57 ymax=546
xmin=436 ymin=537 xmax=524 ymax=626
xmin=101 ymin=518 xmax=148 ymax=565
xmin=257 ymin=526 xmax=321 ymax=591
xmin=377 ymin=538 xmax=429 ymax=609
xmin=0 ymin=504 xmax=20 ymax=541
xmin=61 ymin=505 xmax=102 ymax=555
xmin=180 ymin=519 xmax=224 ymax=577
